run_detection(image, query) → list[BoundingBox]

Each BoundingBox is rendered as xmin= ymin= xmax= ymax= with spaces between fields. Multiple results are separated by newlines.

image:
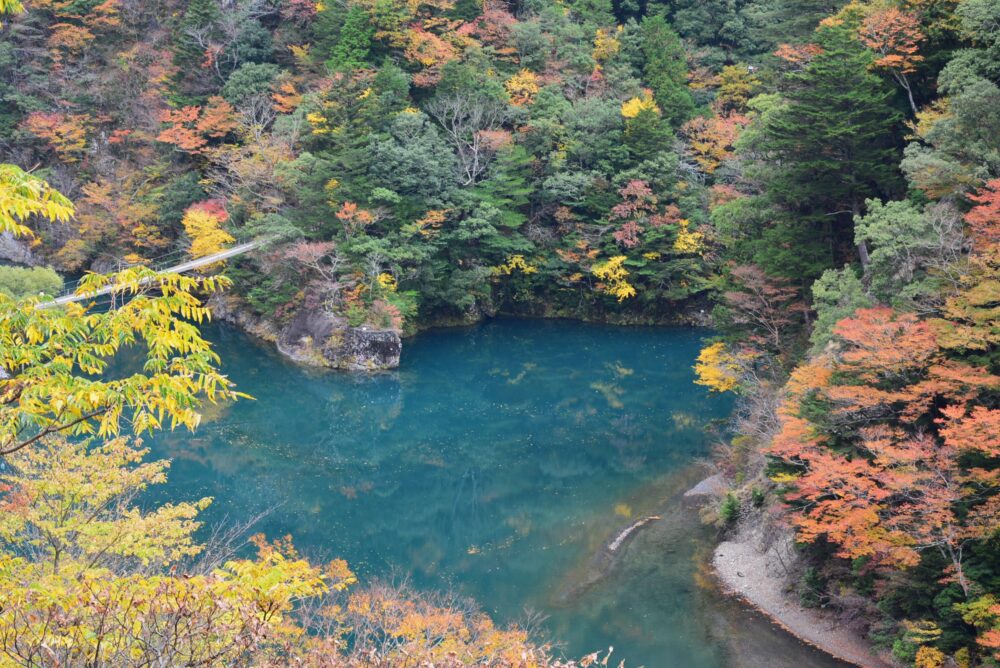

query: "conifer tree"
xmin=326 ymin=5 xmax=375 ymax=71
xmin=173 ymin=0 xmax=221 ymax=74
xmin=640 ymin=15 xmax=696 ymax=128
xmin=750 ymin=21 xmax=903 ymax=274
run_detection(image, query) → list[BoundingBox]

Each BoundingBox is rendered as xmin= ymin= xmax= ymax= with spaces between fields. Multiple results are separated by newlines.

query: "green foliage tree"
xmin=367 ymin=111 xmax=458 ymax=209
xmin=0 ymin=266 xmax=62 ymax=298
xmin=326 ymin=4 xmax=375 ymax=70
xmin=808 ymin=265 xmax=871 ymax=353
xmin=639 ymin=15 xmax=696 ymax=128
xmin=173 ymin=0 xmax=221 ymax=73
xmin=854 ymin=198 xmax=966 ymax=306
xmin=743 ymin=21 xmax=903 ymax=277
xmin=222 ymin=62 xmax=281 ymax=106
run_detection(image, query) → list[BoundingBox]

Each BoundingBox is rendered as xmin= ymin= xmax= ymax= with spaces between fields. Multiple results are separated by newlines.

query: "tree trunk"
xmin=852 ymin=199 xmax=871 ymax=277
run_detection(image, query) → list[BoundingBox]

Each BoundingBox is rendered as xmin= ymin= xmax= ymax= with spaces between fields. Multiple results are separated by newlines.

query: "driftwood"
xmin=554 ymin=515 xmax=662 ymax=604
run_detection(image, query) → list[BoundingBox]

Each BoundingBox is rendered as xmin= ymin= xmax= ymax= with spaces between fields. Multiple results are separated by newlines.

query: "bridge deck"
xmin=40 ymin=240 xmax=262 ymax=308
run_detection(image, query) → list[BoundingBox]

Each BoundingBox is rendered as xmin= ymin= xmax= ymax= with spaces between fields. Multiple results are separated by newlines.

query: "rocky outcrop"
xmin=330 ymin=327 xmax=401 ymax=370
xmin=208 ymin=293 xmax=282 ymax=343
xmin=209 ymin=293 xmax=401 ymax=371
xmin=684 ymin=472 xmax=728 ymax=499
xmin=0 ymin=232 xmax=41 ymax=267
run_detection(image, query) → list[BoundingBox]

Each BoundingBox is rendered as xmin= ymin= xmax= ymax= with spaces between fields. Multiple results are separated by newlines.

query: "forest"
xmin=0 ymin=0 xmax=998 ymax=664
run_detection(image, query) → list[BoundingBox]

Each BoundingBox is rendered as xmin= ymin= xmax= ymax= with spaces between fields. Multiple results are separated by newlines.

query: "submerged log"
xmin=608 ymin=515 xmax=662 ymax=552
xmin=554 ymin=515 xmax=662 ymax=604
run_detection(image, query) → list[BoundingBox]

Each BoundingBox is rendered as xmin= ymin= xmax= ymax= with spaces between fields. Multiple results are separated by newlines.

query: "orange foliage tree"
xmin=859 ymin=8 xmax=925 ymax=114
xmin=22 ymin=112 xmax=90 ymax=162
xmin=769 ymin=306 xmax=999 ymax=598
xmin=156 ymin=97 xmax=237 ymax=154
xmin=681 ymin=112 xmax=750 ymax=174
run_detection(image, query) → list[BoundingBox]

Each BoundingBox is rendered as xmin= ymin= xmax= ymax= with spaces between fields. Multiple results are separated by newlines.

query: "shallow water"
xmin=139 ymin=318 xmax=847 ymax=667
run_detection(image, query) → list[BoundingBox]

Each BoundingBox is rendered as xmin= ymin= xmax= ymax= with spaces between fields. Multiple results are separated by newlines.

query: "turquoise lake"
xmin=141 ymin=318 xmax=847 ymax=667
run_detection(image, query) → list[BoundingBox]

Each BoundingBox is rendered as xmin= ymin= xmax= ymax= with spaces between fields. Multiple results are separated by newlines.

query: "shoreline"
xmin=713 ymin=538 xmax=899 ymax=668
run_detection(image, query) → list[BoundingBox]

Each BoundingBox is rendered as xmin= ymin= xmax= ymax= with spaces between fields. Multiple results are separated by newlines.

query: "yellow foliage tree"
xmin=621 ymin=90 xmax=660 ymax=119
xmin=715 ymin=64 xmax=759 ymax=112
xmin=592 ymin=255 xmax=636 ymax=302
xmin=505 ymin=69 xmax=540 ymax=106
xmin=493 ymin=254 xmax=539 ymax=276
xmin=673 ymin=219 xmax=705 ymax=254
xmin=0 ymin=436 xmax=212 ymax=574
xmin=694 ymin=342 xmax=743 ymax=393
xmin=592 ymin=27 xmax=621 ymax=62
xmin=0 ymin=0 xmax=23 ymax=29
xmin=182 ymin=201 xmax=235 ymax=260
xmin=0 ymin=165 xmax=74 ymax=238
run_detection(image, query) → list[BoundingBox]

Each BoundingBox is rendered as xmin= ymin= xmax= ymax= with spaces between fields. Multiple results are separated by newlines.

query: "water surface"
xmin=142 ymin=318 xmax=845 ymax=667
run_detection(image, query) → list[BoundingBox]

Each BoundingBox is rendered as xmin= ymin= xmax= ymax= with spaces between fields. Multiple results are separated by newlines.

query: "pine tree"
xmin=640 ymin=15 xmax=695 ymax=128
xmin=472 ymin=145 xmax=534 ymax=228
xmin=751 ymin=21 xmax=903 ymax=275
xmin=624 ymin=106 xmax=673 ymax=162
xmin=326 ymin=5 xmax=374 ymax=71
xmin=173 ymin=0 xmax=221 ymax=73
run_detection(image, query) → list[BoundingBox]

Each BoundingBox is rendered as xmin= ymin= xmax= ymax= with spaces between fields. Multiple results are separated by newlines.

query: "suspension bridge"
xmin=39 ymin=236 xmax=266 ymax=309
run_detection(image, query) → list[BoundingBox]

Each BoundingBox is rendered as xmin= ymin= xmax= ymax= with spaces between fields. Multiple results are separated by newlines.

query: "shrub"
xmin=0 ymin=265 xmax=62 ymax=298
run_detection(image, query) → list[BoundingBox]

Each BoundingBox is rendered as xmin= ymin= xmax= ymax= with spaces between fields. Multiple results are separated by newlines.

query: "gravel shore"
xmin=714 ymin=538 xmax=900 ymax=668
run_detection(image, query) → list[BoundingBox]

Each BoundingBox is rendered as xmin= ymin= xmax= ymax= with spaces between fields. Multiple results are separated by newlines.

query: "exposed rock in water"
xmin=208 ymin=294 xmax=401 ymax=371
xmin=684 ymin=472 xmax=728 ymax=499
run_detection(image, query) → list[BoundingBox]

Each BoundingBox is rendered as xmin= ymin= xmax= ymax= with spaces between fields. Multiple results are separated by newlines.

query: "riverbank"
xmin=713 ymin=536 xmax=900 ymax=668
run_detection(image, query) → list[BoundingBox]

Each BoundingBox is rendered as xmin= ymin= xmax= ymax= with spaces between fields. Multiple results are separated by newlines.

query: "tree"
xmin=639 ymin=15 xmax=695 ymax=128
xmin=0 ymin=266 xmax=62 ymax=299
xmin=1 ymin=269 xmax=244 ymax=456
xmin=715 ymin=64 xmax=760 ymax=113
xmin=0 ymin=165 xmax=73 ymax=238
xmin=22 ymin=112 xmax=90 ymax=163
xmin=427 ymin=83 xmax=511 ymax=185
xmin=722 ymin=264 xmax=804 ymax=353
xmin=859 ymin=8 xmax=925 ymax=115
xmin=0 ymin=436 xmax=210 ymax=575
xmin=368 ymin=111 xmax=458 ymax=205
xmin=0 ymin=0 xmax=24 ymax=25
xmin=0 ymin=436 xmax=347 ymax=666
xmin=173 ymin=0 xmax=221 ymax=74
xmin=808 ymin=265 xmax=871 ymax=353
xmin=592 ymin=255 xmax=636 ymax=302
xmin=746 ymin=21 xmax=903 ymax=273
xmin=682 ymin=112 xmax=750 ymax=174
xmin=854 ymin=198 xmax=967 ymax=307
xmin=929 ymin=179 xmax=1000 ymax=357
xmin=769 ymin=306 xmax=999 ymax=579
xmin=182 ymin=199 xmax=235 ymax=260
xmin=694 ymin=342 xmax=744 ymax=393
xmin=326 ymin=4 xmax=374 ymax=70
xmin=624 ymin=104 xmax=673 ymax=163
xmin=157 ymin=97 xmax=238 ymax=154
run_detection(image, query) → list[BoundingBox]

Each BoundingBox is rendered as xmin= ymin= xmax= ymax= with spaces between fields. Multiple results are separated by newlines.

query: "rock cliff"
xmin=209 ymin=294 xmax=401 ymax=371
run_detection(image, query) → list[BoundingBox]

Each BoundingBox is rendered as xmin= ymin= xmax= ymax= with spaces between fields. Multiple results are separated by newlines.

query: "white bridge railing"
xmin=40 ymin=236 xmax=266 ymax=309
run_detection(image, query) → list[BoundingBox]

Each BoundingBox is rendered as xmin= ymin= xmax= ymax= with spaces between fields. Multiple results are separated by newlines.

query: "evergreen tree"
xmin=173 ymin=0 xmax=220 ymax=72
xmin=742 ymin=0 xmax=842 ymax=53
xmin=472 ymin=145 xmax=535 ymax=228
xmin=624 ymin=106 xmax=672 ymax=162
xmin=326 ymin=5 xmax=375 ymax=71
xmin=639 ymin=15 xmax=696 ymax=128
xmin=749 ymin=21 xmax=903 ymax=276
